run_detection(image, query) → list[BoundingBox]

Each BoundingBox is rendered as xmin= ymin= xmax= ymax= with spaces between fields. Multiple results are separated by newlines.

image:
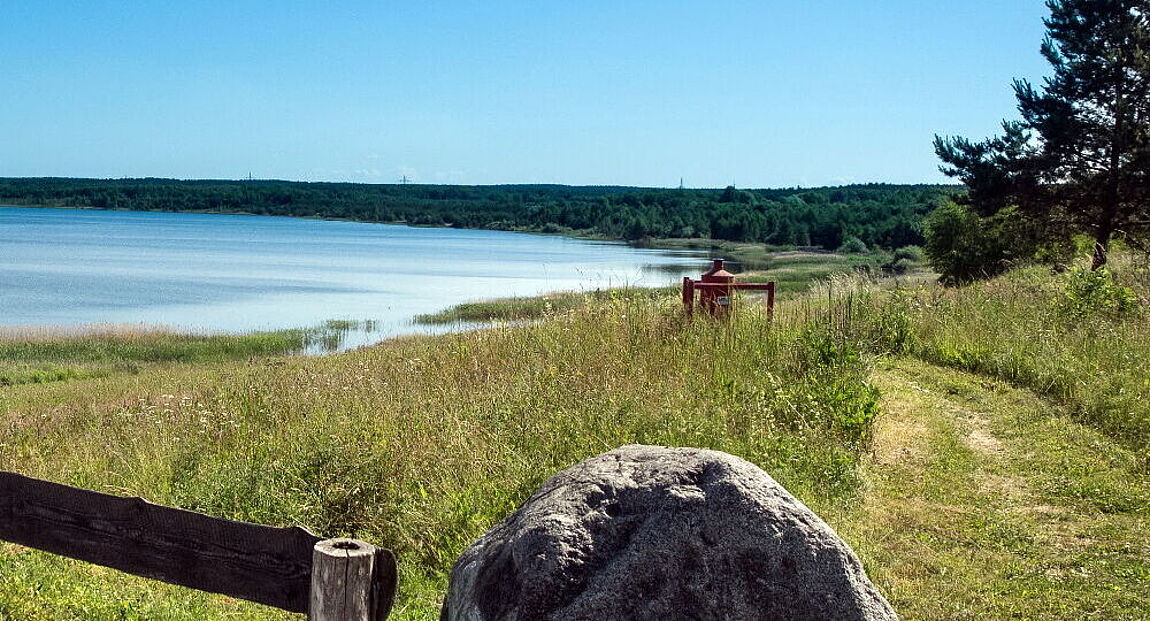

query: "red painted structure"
xmin=682 ymin=259 xmax=775 ymax=318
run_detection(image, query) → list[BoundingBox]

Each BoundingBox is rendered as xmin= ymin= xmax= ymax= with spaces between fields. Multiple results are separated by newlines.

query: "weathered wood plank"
xmin=0 ymin=471 xmax=320 ymax=612
xmin=371 ymin=547 xmax=398 ymax=620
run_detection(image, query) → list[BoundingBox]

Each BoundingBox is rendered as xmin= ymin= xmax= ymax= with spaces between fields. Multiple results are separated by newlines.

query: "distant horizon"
xmin=0 ymin=175 xmax=960 ymax=191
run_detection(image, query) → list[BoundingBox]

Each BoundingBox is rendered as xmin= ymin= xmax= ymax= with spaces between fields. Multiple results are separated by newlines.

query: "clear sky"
xmin=1 ymin=1 xmax=1052 ymax=187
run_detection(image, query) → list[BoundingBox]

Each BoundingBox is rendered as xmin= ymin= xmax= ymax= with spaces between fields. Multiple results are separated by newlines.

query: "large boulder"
xmin=441 ymin=444 xmax=896 ymax=621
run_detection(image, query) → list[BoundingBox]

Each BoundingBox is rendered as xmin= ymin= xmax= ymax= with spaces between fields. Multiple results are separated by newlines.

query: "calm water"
xmin=0 ymin=207 xmax=711 ymax=348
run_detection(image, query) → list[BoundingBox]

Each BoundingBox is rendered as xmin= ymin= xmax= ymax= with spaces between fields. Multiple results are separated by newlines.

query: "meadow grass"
xmin=0 ymin=254 xmax=1145 ymax=620
xmin=630 ymin=237 xmax=794 ymax=269
xmin=818 ymin=253 xmax=1150 ymax=469
xmin=830 ymin=358 xmax=1149 ymax=619
xmin=0 ymin=324 xmax=369 ymax=387
xmin=0 ymin=294 xmax=880 ymax=620
xmin=412 ymin=288 xmax=672 ymax=324
xmin=415 ymin=248 xmax=896 ymax=325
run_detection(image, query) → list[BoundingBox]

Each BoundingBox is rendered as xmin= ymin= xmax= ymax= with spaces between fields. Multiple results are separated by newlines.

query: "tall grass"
xmin=414 ymin=249 xmax=893 ymax=325
xmin=412 ymin=289 xmax=668 ymax=324
xmin=0 ymin=295 xmax=882 ymax=618
xmin=0 ymin=324 xmax=368 ymax=387
xmin=810 ymin=254 xmax=1150 ymax=470
xmin=4 ymin=255 xmax=1143 ymax=618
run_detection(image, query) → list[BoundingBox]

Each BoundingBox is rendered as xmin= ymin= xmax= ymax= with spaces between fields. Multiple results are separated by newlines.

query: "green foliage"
xmin=922 ymin=202 xmax=1038 ymax=285
xmin=837 ymin=236 xmax=868 ymax=254
xmin=1058 ymin=267 xmax=1139 ymax=320
xmin=877 ymin=246 xmax=925 ymax=275
xmin=934 ymin=0 xmax=1150 ymax=268
xmin=0 ymin=178 xmax=957 ymax=250
xmin=800 ymin=326 xmax=863 ymax=369
xmin=922 ymin=202 xmax=1005 ymax=284
xmin=888 ymin=258 xmax=914 ymax=275
xmin=891 ymin=245 xmax=923 ymax=263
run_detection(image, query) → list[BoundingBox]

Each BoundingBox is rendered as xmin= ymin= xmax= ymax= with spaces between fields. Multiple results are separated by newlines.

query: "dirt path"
xmin=826 ymin=358 xmax=1150 ymax=620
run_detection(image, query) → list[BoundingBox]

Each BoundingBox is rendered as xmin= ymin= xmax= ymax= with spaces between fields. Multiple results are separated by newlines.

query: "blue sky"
xmin=1 ymin=1 xmax=1051 ymax=187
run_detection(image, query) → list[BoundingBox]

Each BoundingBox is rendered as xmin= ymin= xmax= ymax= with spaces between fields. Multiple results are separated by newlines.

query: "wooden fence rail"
xmin=0 ymin=471 xmax=396 ymax=620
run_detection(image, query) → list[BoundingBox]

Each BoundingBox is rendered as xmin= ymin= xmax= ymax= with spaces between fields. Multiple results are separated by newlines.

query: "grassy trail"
xmin=829 ymin=358 xmax=1150 ymax=620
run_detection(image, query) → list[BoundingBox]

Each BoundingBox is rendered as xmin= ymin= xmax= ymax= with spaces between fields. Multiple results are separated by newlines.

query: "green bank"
xmin=0 ymin=253 xmax=1146 ymax=620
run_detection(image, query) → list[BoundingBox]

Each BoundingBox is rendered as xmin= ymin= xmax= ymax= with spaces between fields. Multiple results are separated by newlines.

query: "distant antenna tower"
xmin=400 ymin=175 xmax=410 ymax=185
xmin=679 ymin=177 xmax=684 ymax=190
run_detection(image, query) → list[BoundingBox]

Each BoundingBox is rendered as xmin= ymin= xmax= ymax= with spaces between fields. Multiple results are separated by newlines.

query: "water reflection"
xmin=1 ymin=207 xmax=718 ymax=347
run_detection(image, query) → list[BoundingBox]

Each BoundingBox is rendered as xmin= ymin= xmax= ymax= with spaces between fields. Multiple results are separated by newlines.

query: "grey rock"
xmin=441 ymin=444 xmax=897 ymax=621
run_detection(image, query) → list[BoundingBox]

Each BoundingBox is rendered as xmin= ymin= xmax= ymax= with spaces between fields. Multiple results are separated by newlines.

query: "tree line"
xmin=0 ymin=178 xmax=953 ymax=250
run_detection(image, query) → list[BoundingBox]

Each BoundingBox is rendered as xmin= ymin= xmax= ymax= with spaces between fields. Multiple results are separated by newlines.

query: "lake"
xmin=0 ymin=207 xmax=712 ymax=348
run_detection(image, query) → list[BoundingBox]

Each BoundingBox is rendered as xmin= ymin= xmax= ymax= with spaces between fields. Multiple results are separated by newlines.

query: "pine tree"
xmin=935 ymin=0 xmax=1150 ymax=269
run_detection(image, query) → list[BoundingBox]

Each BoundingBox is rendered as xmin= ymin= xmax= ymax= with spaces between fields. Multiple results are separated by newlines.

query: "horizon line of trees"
xmin=0 ymin=178 xmax=955 ymax=251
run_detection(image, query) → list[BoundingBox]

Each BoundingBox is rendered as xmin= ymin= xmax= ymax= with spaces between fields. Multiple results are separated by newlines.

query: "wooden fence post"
xmin=309 ymin=538 xmax=394 ymax=621
xmin=682 ymin=276 xmax=695 ymax=317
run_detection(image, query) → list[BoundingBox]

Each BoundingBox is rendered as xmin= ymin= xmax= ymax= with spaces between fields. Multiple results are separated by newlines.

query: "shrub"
xmin=837 ymin=236 xmax=868 ymax=254
xmin=893 ymin=245 xmax=924 ymax=263
xmin=889 ymin=258 xmax=915 ymax=274
xmin=922 ymin=202 xmax=1039 ymax=285
xmin=1059 ymin=267 xmax=1139 ymax=320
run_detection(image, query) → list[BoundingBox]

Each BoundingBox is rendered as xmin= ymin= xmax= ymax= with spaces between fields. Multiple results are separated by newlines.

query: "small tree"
xmin=923 ymin=202 xmax=1043 ymax=284
xmin=935 ymin=0 xmax=1150 ymax=269
xmin=837 ymin=235 xmax=869 ymax=254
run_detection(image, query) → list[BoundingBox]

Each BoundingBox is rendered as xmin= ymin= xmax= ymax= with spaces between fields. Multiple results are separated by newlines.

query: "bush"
xmin=922 ymin=202 xmax=1038 ymax=285
xmin=882 ymin=245 xmax=924 ymax=274
xmin=893 ymin=245 xmax=924 ymax=263
xmin=1059 ymin=267 xmax=1139 ymax=320
xmin=889 ymin=257 xmax=916 ymax=275
xmin=837 ymin=236 xmax=868 ymax=254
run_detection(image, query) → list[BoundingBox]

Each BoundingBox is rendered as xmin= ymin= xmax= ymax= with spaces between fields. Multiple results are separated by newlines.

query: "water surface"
xmin=0 ymin=207 xmax=711 ymax=348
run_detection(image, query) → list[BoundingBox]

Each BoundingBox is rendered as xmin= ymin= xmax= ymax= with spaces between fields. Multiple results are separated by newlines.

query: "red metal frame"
xmin=682 ymin=259 xmax=775 ymax=318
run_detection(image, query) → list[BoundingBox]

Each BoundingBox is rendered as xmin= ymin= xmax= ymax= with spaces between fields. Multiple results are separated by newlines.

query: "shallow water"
xmin=0 ymin=207 xmax=711 ymax=349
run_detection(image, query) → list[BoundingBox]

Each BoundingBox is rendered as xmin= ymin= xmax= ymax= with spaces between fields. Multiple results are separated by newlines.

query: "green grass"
xmin=739 ymin=249 xmax=916 ymax=295
xmin=0 ymin=322 xmax=383 ymax=387
xmin=826 ymin=253 xmax=1150 ymax=469
xmin=829 ymin=359 xmax=1149 ymax=619
xmin=0 ymin=295 xmax=880 ymax=619
xmin=0 ymin=253 xmax=1146 ymax=619
xmin=412 ymin=288 xmax=675 ymax=324
xmin=629 ymin=237 xmax=793 ymax=269
xmin=413 ymin=291 xmax=592 ymax=324
xmin=0 ymin=327 xmax=313 ymax=387
xmin=415 ymin=248 xmax=901 ymax=325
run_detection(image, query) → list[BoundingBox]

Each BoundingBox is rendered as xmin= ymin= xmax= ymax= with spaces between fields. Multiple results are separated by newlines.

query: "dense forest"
xmin=0 ymin=178 xmax=956 ymax=249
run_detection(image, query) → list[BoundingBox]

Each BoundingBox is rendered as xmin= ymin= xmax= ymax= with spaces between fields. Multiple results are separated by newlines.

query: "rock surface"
xmin=441 ymin=444 xmax=896 ymax=621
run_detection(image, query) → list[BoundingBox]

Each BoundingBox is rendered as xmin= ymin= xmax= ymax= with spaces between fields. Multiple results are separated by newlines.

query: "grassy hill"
xmin=0 ymin=253 xmax=1146 ymax=619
